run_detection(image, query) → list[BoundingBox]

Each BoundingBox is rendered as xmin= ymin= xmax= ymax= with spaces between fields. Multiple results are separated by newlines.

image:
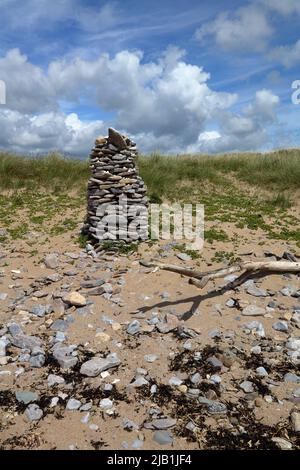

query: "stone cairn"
xmin=83 ymin=128 xmax=148 ymax=246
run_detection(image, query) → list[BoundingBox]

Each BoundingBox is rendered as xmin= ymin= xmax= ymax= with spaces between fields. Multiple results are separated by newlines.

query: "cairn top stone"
xmin=108 ymin=127 xmax=127 ymax=149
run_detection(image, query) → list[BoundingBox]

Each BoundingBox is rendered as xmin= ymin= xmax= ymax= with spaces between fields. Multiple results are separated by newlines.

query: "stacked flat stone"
xmin=84 ymin=128 xmax=148 ymax=243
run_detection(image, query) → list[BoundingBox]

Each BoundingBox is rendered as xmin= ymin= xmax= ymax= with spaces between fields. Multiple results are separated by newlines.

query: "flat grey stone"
xmin=169 ymin=376 xmax=183 ymax=386
xmin=151 ymin=418 xmax=177 ymax=429
xmin=206 ymin=356 xmax=223 ymax=369
xmin=242 ymin=305 xmax=266 ymax=316
xmin=44 ymin=254 xmax=59 ymax=269
xmin=80 ymin=279 xmax=105 ymax=289
xmin=25 ymin=404 xmax=43 ymax=422
xmin=284 ymin=373 xmax=300 ymax=383
xmin=240 ymin=380 xmax=255 ymax=393
xmin=144 ymin=354 xmax=158 ymax=363
xmin=53 ymin=345 xmax=78 ymax=369
xmin=132 ymin=439 xmax=144 ymax=449
xmin=80 ymin=403 xmax=93 ymax=412
xmin=122 ymin=417 xmax=139 ymax=430
xmin=256 ymin=367 xmax=268 ymax=377
xmin=129 ymin=377 xmax=149 ymax=388
xmin=47 ymin=374 xmax=65 ymax=387
xmin=11 ymin=334 xmax=42 ymax=351
xmin=153 ymin=430 xmax=173 ymax=445
xmin=51 ymin=320 xmax=69 ymax=332
xmin=80 ymin=353 xmax=121 ymax=377
xmin=127 ymin=320 xmax=140 ymax=335
xmin=207 ymin=401 xmax=227 ymax=415
xmin=293 ymin=387 xmax=300 ymax=398
xmin=245 ymin=321 xmax=265 ymax=337
xmin=55 ymin=332 xmax=66 ymax=342
xmin=191 ymin=372 xmax=201 ymax=385
xmin=246 ymin=284 xmax=267 ymax=297
xmin=176 ymin=252 xmax=191 ymax=261
xmin=15 ymin=391 xmax=39 ymax=404
xmin=272 ymin=321 xmax=289 ymax=332
xmin=8 ymin=323 xmax=23 ymax=336
xmin=30 ymin=304 xmax=52 ymax=317
xmin=29 ymin=354 xmax=45 ymax=368
xmin=66 ymin=398 xmax=81 ymax=410
xmin=99 ymin=398 xmax=113 ymax=410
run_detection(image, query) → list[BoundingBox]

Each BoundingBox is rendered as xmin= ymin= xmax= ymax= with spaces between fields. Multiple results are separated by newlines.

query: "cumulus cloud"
xmin=269 ymin=40 xmax=300 ymax=68
xmin=195 ymin=5 xmax=273 ymax=52
xmin=186 ymin=89 xmax=279 ymax=154
xmin=0 ymin=49 xmax=55 ymax=113
xmin=0 ymin=109 xmax=105 ymax=155
xmin=258 ymin=0 xmax=300 ymax=15
xmin=0 ymin=46 xmax=280 ymax=155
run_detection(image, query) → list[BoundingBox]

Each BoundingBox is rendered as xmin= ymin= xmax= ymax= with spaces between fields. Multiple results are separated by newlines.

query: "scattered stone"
xmin=291 ymin=412 xmax=300 ymax=433
xmin=80 ymin=353 xmax=121 ymax=377
xmin=80 ymin=279 xmax=105 ymax=289
xmin=153 ymin=430 xmax=173 ymax=445
xmin=11 ymin=334 xmax=42 ymax=352
xmin=99 ymin=398 xmax=113 ymax=410
xmin=176 ymin=252 xmax=191 ymax=261
xmin=271 ymin=437 xmax=292 ymax=450
xmin=132 ymin=439 xmax=144 ymax=449
xmin=51 ymin=319 xmax=69 ymax=332
xmin=122 ymin=418 xmax=139 ymax=431
xmin=245 ymin=321 xmax=265 ymax=337
xmin=242 ymin=305 xmax=266 ymax=316
xmin=44 ymin=254 xmax=59 ymax=269
xmin=25 ymin=404 xmax=43 ymax=422
xmin=127 ymin=320 xmax=140 ymax=335
xmin=240 ymin=380 xmax=255 ymax=393
xmin=144 ymin=354 xmax=158 ymax=363
xmin=169 ymin=377 xmax=183 ymax=386
xmin=272 ymin=320 xmax=289 ymax=332
xmin=246 ymin=283 xmax=267 ymax=297
xmin=15 ymin=391 xmax=39 ymax=404
xmin=151 ymin=418 xmax=177 ymax=429
xmin=284 ymin=373 xmax=300 ymax=383
xmin=206 ymin=356 xmax=223 ymax=369
xmin=66 ymin=399 xmax=81 ymax=410
xmin=256 ymin=367 xmax=268 ymax=377
xmin=157 ymin=313 xmax=180 ymax=333
xmin=53 ymin=344 xmax=78 ymax=369
xmin=63 ymin=292 xmax=87 ymax=307
xmin=47 ymin=374 xmax=65 ymax=387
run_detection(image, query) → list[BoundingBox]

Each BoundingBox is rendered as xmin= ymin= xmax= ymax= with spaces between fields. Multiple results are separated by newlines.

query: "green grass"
xmin=0 ymin=150 xmax=299 ymax=245
xmin=0 ymin=152 xmax=89 ymax=191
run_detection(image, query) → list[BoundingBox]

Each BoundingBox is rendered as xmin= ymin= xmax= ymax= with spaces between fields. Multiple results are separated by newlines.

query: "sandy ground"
xmin=0 ymin=210 xmax=299 ymax=450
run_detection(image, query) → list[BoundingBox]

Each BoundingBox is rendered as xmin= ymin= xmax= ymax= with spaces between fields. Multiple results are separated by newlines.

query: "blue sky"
xmin=0 ymin=0 xmax=299 ymax=155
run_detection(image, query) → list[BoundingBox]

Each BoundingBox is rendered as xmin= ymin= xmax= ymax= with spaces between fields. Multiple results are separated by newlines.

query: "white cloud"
xmin=0 ymin=47 xmax=280 ymax=155
xmin=259 ymin=0 xmax=300 ymax=15
xmin=245 ymin=89 xmax=280 ymax=121
xmin=0 ymin=109 xmax=105 ymax=155
xmin=186 ymin=89 xmax=280 ymax=154
xmin=195 ymin=5 xmax=273 ymax=52
xmin=0 ymin=49 xmax=55 ymax=113
xmin=269 ymin=39 xmax=300 ymax=68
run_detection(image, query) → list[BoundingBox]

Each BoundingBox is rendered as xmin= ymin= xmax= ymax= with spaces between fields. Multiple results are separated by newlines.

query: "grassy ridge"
xmin=0 ymin=149 xmax=299 ymax=194
xmin=0 ymin=149 xmax=299 ymax=245
xmin=0 ymin=152 xmax=89 ymax=191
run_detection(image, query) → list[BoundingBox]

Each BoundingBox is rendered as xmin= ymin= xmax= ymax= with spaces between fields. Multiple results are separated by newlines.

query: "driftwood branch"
xmin=140 ymin=260 xmax=300 ymax=290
